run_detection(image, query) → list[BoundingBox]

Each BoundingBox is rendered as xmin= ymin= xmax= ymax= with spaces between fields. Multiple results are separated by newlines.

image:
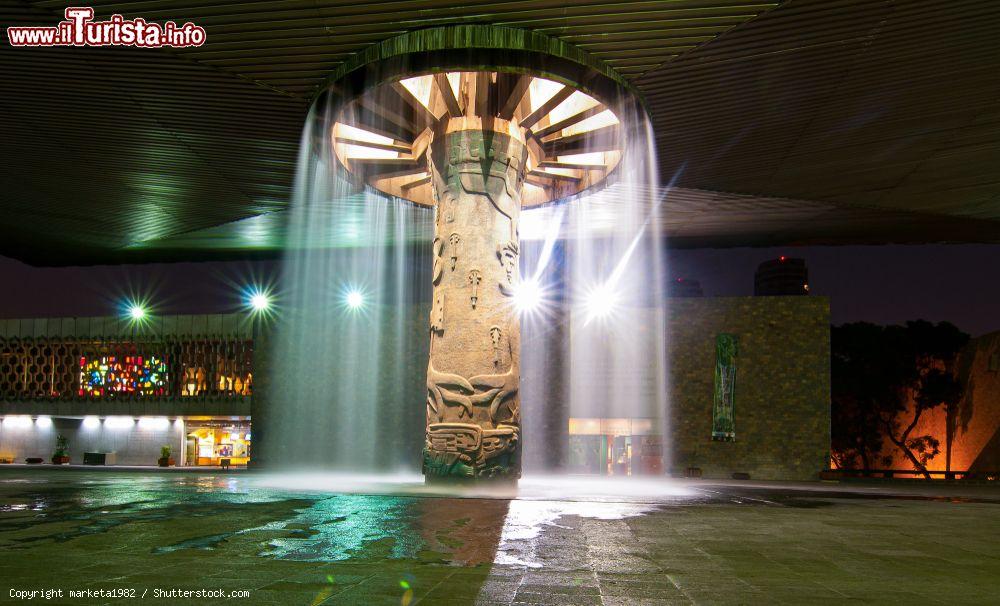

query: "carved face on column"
xmin=497 ymin=241 xmax=518 ymax=285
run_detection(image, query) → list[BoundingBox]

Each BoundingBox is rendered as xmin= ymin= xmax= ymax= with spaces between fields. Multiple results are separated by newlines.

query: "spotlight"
xmin=138 ymin=417 xmax=170 ymax=431
xmin=105 ymin=416 xmax=135 ymax=430
xmin=345 ymin=290 xmax=365 ymax=310
xmin=35 ymin=416 xmax=53 ymax=429
xmin=128 ymin=304 xmax=146 ymax=321
xmin=512 ymin=277 xmax=544 ymax=314
xmin=249 ymin=291 xmax=271 ymax=312
xmin=584 ymin=282 xmax=619 ymax=322
xmin=82 ymin=416 xmax=101 ymax=429
xmin=3 ymin=415 xmax=32 ymax=429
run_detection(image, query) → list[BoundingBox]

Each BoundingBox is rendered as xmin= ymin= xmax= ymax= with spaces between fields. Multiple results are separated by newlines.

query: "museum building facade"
xmin=0 ymin=297 xmax=830 ymax=480
xmin=0 ymin=314 xmax=254 ymax=466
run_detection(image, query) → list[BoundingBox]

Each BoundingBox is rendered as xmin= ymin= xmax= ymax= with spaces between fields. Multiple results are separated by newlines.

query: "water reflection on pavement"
xmin=2 ymin=469 xmax=999 ymax=605
xmin=0 ymin=471 xmax=665 ymax=567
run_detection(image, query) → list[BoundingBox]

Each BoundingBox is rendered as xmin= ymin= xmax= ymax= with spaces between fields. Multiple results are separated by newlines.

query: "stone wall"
xmin=667 ymin=297 xmax=831 ymax=480
xmin=957 ymin=332 xmax=1000 ymax=472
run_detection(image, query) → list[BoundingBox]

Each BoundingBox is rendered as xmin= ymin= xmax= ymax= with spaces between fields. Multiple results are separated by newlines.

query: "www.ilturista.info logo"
xmin=7 ymin=7 xmax=206 ymax=48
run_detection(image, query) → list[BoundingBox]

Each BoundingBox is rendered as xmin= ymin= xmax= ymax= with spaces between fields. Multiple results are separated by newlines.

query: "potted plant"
xmin=51 ymin=435 xmax=70 ymax=465
xmin=158 ymin=445 xmax=175 ymax=467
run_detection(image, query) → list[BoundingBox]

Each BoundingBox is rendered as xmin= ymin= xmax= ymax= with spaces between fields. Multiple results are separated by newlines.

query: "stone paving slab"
xmin=1 ymin=470 xmax=999 ymax=605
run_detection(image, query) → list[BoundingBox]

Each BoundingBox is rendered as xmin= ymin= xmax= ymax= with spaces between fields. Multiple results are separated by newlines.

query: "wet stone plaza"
xmin=1 ymin=469 xmax=999 ymax=605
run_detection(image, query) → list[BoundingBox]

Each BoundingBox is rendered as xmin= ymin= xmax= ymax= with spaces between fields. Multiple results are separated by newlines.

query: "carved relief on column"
xmin=449 ymin=233 xmax=461 ymax=270
xmin=497 ymin=241 xmax=518 ymax=285
xmin=431 ymin=236 xmax=444 ymax=285
xmin=490 ymin=325 xmax=503 ymax=371
xmin=468 ymin=269 xmax=482 ymax=308
xmin=423 ymin=119 xmax=526 ymax=481
xmin=430 ymin=293 xmax=444 ymax=334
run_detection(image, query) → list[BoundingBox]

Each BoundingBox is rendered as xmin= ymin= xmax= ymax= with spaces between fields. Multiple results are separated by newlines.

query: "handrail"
xmin=823 ymin=468 xmax=997 ymax=480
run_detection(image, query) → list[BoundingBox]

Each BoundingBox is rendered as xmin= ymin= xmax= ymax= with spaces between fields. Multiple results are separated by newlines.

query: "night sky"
xmin=2 ymin=243 xmax=999 ymax=337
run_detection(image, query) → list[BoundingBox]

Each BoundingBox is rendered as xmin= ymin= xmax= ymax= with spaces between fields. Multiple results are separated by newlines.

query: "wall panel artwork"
xmin=79 ymin=355 xmax=168 ymax=397
xmin=0 ymin=336 xmax=253 ymax=402
xmin=712 ymin=333 xmax=738 ymax=441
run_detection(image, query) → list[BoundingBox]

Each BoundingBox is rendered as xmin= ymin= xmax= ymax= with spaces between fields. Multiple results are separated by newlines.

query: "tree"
xmin=902 ymin=320 xmax=969 ymax=474
xmin=831 ymin=323 xmax=900 ymax=472
xmin=831 ymin=320 xmax=968 ymax=478
xmin=883 ymin=368 xmax=962 ymax=477
xmin=880 ymin=322 xmax=967 ymax=478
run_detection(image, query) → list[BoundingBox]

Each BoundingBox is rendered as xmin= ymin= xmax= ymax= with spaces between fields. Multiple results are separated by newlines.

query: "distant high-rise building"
xmin=668 ymin=277 xmax=704 ymax=297
xmin=754 ymin=257 xmax=809 ymax=296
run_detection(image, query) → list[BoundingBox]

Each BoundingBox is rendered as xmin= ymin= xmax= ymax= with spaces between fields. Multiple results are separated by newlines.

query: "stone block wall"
xmin=667 ymin=297 xmax=830 ymax=480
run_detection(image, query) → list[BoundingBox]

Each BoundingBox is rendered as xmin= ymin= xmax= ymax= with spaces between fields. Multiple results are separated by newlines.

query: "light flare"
xmin=583 ymin=282 xmax=620 ymax=323
xmin=512 ymin=277 xmax=545 ymax=315
xmin=345 ymin=288 xmax=365 ymax=310
xmin=248 ymin=289 xmax=271 ymax=312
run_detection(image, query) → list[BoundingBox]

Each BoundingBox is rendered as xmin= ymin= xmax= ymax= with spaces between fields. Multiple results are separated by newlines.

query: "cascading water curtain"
xmin=263 ymin=75 xmax=665 ymax=477
xmin=521 ymin=105 xmax=669 ymax=476
xmin=262 ymin=91 xmax=431 ymax=472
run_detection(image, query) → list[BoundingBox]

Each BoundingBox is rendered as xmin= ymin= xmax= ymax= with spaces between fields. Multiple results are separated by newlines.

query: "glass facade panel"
xmin=184 ymin=419 xmax=251 ymax=466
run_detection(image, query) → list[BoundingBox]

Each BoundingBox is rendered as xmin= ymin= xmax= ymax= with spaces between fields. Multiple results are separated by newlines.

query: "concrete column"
xmin=422 ymin=117 xmax=527 ymax=481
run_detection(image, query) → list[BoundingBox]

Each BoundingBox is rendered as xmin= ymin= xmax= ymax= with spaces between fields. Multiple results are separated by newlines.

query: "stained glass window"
xmin=78 ymin=355 xmax=168 ymax=397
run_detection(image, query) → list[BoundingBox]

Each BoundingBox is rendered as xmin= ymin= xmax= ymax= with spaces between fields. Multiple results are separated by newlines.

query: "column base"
xmin=422 ymin=422 xmax=521 ymax=482
xmin=423 ymin=468 xmax=519 ymax=489
xmin=423 ymin=471 xmax=519 ymax=488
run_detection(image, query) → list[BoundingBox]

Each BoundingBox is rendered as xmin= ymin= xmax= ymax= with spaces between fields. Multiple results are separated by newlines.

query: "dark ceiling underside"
xmin=2 ymin=0 xmax=999 ymax=265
